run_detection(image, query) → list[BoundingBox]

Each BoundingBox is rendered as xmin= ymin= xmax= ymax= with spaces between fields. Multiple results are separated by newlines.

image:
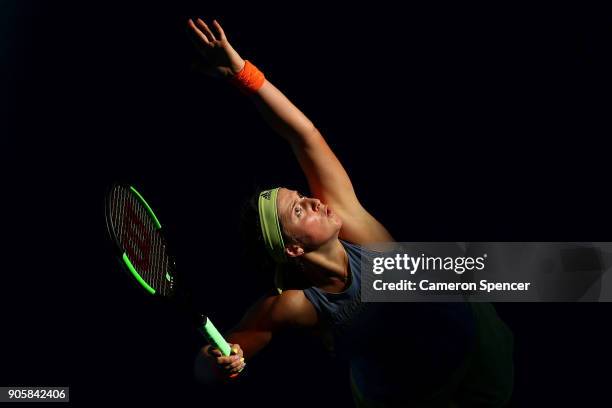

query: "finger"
xmin=188 ymin=19 xmax=210 ymax=45
xmin=196 ymin=18 xmax=217 ymax=42
xmin=232 ymin=359 xmax=246 ymax=372
xmin=203 ymin=345 xmax=220 ymax=357
xmin=212 ymin=19 xmax=227 ymax=41
xmin=217 ymin=355 xmax=239 ymax=365
xmin=230 ymin=344 xmax=243 ymax=356
xmin=226 ymin=357 xmax=245 ymax=371
xmin=207 ymin=346 xmax=222 ymax=356
xmin=230 ymin=364 xmax=246 ymax=375
xmin=228 ymin=363 xmax=246 ymax=375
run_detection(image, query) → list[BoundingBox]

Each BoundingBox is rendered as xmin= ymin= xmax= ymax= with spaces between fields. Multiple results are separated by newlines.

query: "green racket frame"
xmin=111 ymin=185 xmax=232 ymax=357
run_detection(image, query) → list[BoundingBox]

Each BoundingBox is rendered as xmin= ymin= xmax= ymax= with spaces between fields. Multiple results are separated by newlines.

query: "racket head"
xmin=105 ymin=184 xmax=176 ymax=298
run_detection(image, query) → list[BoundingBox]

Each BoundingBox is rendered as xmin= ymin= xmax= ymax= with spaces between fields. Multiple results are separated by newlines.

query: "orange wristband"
xmin=228 ymin=60 xmax=265 ymax=94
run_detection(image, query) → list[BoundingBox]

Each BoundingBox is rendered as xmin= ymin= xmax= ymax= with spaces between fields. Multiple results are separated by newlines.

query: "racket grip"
xmin=201 ymin=318 xmax=232 ymax=357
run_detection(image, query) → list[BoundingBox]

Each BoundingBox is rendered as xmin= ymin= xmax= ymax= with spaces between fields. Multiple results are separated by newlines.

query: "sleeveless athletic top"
xmin=303 ymin=240 xmax=511 ymax=406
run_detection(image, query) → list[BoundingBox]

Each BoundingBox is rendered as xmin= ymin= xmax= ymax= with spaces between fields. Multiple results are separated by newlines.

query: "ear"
xmin=285 ymin=243 xmax=304 ymax=258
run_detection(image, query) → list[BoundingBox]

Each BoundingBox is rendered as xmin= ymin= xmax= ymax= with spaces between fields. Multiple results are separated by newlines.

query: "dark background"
xmin=2 ymin=1 xmax=611 ymax=406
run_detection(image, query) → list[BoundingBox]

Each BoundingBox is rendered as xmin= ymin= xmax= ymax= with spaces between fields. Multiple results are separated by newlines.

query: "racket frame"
xmin=105 ymin=183 xmax=232 ymax=357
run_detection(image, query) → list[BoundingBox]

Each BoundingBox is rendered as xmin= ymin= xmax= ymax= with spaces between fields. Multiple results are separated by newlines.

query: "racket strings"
xmin=148 ymin=205 xmax=169 ymax=295
xmin=110 ymin=186 xmax=171 ymax=295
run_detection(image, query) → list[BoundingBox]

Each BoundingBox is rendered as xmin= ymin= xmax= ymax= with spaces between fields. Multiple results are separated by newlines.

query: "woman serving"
xmin=188 ymin=17 xmax=514 ymax=408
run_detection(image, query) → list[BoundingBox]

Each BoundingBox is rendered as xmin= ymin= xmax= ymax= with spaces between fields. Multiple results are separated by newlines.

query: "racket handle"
xmin=201 ymin=317 xmax=232 ymax=356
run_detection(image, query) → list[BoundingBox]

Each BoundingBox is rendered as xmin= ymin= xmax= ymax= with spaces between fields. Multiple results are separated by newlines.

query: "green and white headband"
xmin=258 ymin=187 xmax=288 ymax=265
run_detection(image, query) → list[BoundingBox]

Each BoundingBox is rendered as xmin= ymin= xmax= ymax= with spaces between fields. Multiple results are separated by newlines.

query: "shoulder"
xmin=267 ymin=290 xmax=318 ymax=328
xmin=237 ymin=290 xmax=317 ymax=332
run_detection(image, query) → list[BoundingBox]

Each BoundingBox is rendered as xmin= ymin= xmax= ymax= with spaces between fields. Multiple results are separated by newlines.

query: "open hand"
xmin=187 ymin=18 xmax=245 ymax=78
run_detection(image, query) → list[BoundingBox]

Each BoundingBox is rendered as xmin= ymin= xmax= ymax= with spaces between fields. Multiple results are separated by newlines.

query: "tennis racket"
xmin=105 ymin=183 xmax=233 ymax=358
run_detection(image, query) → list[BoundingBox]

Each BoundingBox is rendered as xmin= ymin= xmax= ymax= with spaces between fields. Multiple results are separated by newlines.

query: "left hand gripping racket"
xmin=105 ymin=184 xmax=233 ymax=358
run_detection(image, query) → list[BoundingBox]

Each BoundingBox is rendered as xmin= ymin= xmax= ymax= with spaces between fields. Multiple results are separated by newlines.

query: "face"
xmin=276 ymin=188 xmax=342 ymax=255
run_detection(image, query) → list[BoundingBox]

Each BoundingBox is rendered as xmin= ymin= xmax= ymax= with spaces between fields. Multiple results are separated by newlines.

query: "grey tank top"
xmin=303 ymin=239 xmax=478 ymax=402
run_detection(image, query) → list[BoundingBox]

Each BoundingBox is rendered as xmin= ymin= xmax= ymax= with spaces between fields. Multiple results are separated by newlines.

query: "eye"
xmin=298 ymin=192 xmax=305 ymax=199
xmin=295 ymin=206 xmax=302 ymax=217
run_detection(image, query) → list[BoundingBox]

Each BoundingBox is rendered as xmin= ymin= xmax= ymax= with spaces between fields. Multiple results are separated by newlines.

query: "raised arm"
xmin=187 ymin=18 xmax=393 ymax=243
xmin=249 ymin=81 xmax=356 ymax=210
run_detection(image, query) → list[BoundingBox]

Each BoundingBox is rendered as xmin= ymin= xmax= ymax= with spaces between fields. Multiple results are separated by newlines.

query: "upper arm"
xmin=291 ymin=128 xmax=357 ymax=212
xmin=291 ymin=128 xmax=394 ymax=244
xmin=251 ymin=80 xmax=392 ymax=243
xmin=225 ymin=290 xmax=318 ymax=359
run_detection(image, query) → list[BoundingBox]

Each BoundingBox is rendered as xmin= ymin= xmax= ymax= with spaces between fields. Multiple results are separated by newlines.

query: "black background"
xmin=2 ymin=1 xmax=611 ymax=406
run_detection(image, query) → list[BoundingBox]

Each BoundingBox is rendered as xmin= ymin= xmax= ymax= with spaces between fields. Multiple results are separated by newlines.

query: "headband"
xmin=258 ymin=188 xmax=287 ymax=265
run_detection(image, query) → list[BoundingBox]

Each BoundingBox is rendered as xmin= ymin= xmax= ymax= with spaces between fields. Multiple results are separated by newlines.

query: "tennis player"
xmin=188 ymin=18 xmax=514 ymax=407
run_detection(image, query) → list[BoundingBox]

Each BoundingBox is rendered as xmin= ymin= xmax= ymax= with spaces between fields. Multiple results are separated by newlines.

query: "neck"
xmin=300 ymin=238 xmax=349 ymax=292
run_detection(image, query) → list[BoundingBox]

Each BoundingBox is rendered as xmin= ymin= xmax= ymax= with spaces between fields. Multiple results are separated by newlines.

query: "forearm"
xmin=248 ymin=79 xmax=318 ymax=147
xmin=225 ymin=330 xmax=271 ymax=360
